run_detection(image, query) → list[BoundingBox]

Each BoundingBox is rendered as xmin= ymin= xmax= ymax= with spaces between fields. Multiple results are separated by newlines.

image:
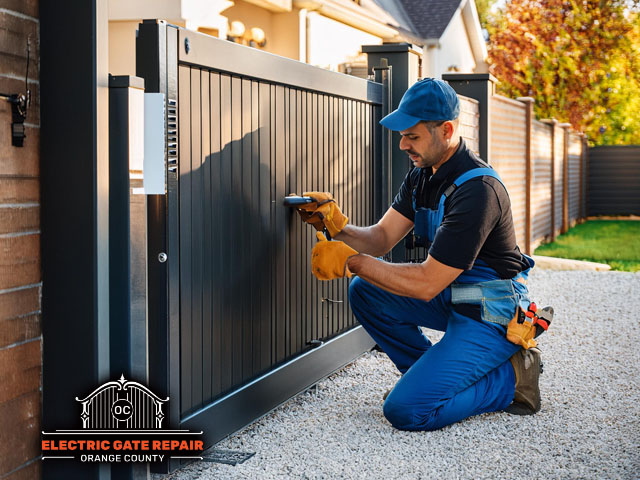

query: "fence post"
xmin=542 ymin=119 xmax=558 ymax=242
xmin=442 ymin=73 xmax=497 ymax=164
xmin=580 ymin=134 xmax=587 ymax=220
xmin=559 ymin=123 xmax=572 ymax=233
xmin=517 ymin=97 xmax=534 ymax=254
xmin=362 ymin=43 xmax=422 ymax=262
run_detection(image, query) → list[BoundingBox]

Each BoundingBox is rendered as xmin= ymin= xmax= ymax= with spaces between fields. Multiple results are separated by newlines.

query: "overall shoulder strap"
xmin=441 ymin=167 xmax=505 ymax=202
xmin=423 ymin=168 xmax=503 ymax=244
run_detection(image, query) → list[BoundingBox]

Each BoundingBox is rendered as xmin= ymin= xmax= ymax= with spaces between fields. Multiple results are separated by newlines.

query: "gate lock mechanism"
xmin=0 ymin=38 xmax=31 ymax=147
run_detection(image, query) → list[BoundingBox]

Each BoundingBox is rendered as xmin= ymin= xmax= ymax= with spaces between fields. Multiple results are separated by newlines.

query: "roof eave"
xmin=295 ymin=0 xmax=400 ymax=38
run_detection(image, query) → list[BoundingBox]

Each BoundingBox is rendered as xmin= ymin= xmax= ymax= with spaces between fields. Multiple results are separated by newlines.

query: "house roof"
xmin=396 ymin=0 xmax=463 ymax=40
xmin=372 ymin=0 xmax=468 ymax=41
xmin=371 ymin=0 xmax=489 ymax=70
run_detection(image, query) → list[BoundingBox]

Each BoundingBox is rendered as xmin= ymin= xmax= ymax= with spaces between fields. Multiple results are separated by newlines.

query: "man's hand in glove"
xmin=296 ymin=191 xmax=348 ymax=237
xmin=311 ymin=232 xmax=358 ymax=280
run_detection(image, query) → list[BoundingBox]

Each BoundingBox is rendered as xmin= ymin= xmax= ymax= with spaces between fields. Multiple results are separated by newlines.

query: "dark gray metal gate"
xmin=588 ymin=145 xmax=640 ymax=216
xmin=136 ymin=20 xmax=389 ymax=471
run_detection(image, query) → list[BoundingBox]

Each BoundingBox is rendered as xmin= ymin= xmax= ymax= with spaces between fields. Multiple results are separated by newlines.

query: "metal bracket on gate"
xmin=1 ymin=38 xmax=31 ymax=147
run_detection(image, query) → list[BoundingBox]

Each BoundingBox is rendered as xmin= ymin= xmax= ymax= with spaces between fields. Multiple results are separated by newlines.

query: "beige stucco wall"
xmin=224 ymin=0 xmax=300 ymax=59
xmin=109 ymin=21 xmax=139 ymax=77
xmin=306 ymin=12 xmax=381 ymax=71
xmin=107 ymin=0 xmax=387 ymax=77
xmin=109 ymin=0 xmax=182 ymax=21
xmin=424 ymin=9 xmax=476 ymax=79
xmin=271 ymin=9 xmax=302 ymax=60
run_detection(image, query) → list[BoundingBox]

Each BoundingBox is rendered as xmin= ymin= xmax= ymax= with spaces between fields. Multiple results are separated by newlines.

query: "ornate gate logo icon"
xmin=75 ymin=375 xmax=169 ymax=429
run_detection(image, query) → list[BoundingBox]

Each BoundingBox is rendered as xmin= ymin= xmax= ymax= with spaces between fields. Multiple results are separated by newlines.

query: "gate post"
xmin=108 ymin=75 xmax=148 ymax=384
xmin=362 ymin=43 xmax=421 ymax=262
xmin=41 ymin=1 xmax=111 ymax=478
xmin=372 ymin=58 xmax=392 ymax=223
xmin=442 ymin=73 xmax=497 ymax=164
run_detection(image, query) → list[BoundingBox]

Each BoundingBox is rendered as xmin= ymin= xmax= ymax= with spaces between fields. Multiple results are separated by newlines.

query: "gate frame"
xmin=136 ymin=20 xmax=388 ymax=472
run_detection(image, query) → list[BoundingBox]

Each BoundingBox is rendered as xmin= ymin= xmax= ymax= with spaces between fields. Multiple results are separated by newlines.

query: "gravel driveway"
xmin=155 ymin=269 xmax=640 ymax=480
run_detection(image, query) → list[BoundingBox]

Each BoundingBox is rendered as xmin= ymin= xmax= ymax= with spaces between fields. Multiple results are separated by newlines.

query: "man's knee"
xmin=348 ymin=276 xmax=373 ymax=312
xmin=383 ymin=398 xmax=441 ymax=431
xmin=383 ymin=399 xmax=420 ymax=430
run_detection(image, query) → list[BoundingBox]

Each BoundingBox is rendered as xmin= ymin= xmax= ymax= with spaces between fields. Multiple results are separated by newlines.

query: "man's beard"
xmin=407 ymin=137 xmax=447 ymax=169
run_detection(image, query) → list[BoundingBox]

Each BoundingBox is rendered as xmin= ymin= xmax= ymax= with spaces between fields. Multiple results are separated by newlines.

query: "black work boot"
xmin=504 ymin=347 xmax=542 ymax=415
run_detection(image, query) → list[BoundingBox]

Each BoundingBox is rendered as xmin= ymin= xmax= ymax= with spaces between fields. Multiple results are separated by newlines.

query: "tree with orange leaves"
xmin=488 ymin=0 xmax=640 ymax=145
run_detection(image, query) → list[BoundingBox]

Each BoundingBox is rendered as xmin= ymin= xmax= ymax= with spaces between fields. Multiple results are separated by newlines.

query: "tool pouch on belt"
xmin=451 ymin=279 xmax=539 ymax=349
xmin=450 ymin=279 xmax=520 ymax=326
xmin=506 ymin=308 xmax=537 ymax=350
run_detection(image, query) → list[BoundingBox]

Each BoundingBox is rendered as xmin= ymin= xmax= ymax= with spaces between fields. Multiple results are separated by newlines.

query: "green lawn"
xmin=534 ymin=220 xmax=640 ymax=272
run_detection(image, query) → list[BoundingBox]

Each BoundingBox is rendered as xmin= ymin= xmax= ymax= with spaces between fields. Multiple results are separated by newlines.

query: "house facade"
xmin=108 ymin=0 xmax=488 ymax=79
xmin=381 ymin=0 xmax=489 ymax=77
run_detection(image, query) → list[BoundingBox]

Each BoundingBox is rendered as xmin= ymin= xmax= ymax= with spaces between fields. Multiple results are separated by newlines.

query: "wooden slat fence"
xmin=531 ymin=120 xmax=553 ymax=248
xmin=487 ymin=95 xmax=587 ymax=251
xmin=490 ymin=95 xmax=528 ymax=247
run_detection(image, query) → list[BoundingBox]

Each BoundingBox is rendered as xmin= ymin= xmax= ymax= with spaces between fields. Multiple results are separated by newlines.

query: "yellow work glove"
xmin=311 ymin=232 xmax=358 ymax=280
xmin=297 ymin=191 xmax=349 ymax=238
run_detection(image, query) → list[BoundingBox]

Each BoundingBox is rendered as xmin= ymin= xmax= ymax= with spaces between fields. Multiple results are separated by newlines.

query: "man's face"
xmin=399 ymin=121 xmax=448 ymax=170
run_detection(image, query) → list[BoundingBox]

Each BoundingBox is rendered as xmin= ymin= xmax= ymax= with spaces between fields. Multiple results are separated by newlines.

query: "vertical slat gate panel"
xmin=190 ymin=68 xmax=203 ymax=410
xmin=289 ymin=87 xmax=299 ymax=355
xmin=284 ymin=87 xmax=291 ymax=360
xmin=326 ymin=95 xmax=333 ymax=334
xmin=358 ymin=101 xmax=364 ymax=229
xmin=315 ymin=94 xmax=328 ymax=338
xmin=298 ymin=90 xmax=306 ymax=350
xmin=201 ymin=69 xmax=212 ymax=404
xmin=178 ymin=65 xmax=192 ymax=414
xmin=275 ymin=85 xmax=287 ymax=364
xmin=241 ymin=78 xmax=253 ymax=382
xmin=331 ymin=96 xmax=339 ymax=334
xmin=303 ymin=91 xmax=312 ymax=347
xmin=270 ymin=84 xmax=277 ymax=365
xmin=230 ymin=76 xmax=243 ymax=385
xmin=219 ymin=74 xmax=233 ymax=394
xmin=310 ymin=92 xmax=317 ymax=342
xmin=176 ymin=69 xmax=382 ymax=415
xmin=140 ymin=24 xmax=384 ymax=455
xmin=210 ymin=72 xmax=222 ymax=398
xmin=251 ymin=80 xmax=261 ymax=374
xmin=338 ymin=97 xmax=346 ymax=332
xmin=258 ymin=82 xmax=272 ymax=372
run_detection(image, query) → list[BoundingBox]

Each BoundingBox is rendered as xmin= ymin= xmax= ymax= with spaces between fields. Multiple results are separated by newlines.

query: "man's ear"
xmin=443 ymin=120 xmax=455 ymax=140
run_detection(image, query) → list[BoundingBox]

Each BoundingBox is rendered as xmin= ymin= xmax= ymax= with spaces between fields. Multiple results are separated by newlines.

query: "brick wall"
xmin=0 ymin=0 xmax=42 ymax=478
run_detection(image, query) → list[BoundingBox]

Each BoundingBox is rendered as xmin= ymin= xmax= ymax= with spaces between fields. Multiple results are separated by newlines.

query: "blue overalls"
xmin=349 ymin=168 xmax=535 ymax=431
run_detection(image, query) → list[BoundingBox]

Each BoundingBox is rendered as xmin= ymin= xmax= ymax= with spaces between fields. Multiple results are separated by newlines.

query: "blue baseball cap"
xmin=380 ymin=78 xmax=460 ymax=131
